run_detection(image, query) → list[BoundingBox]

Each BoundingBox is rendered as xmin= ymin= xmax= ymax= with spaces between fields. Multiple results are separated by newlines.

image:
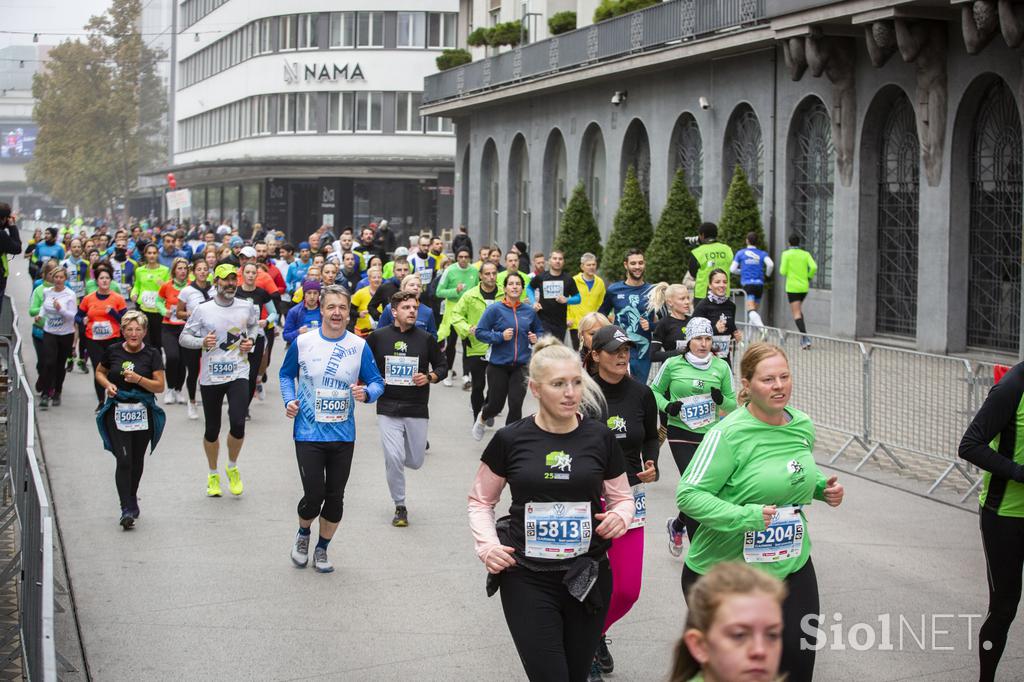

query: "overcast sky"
xmin=2 ymin=0 xmax=118 ymax=48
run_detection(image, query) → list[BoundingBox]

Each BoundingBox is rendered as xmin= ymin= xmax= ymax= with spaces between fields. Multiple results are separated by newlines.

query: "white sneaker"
xmin=187 ymin=401 xmax=198 ymax=420
xmin=291 ymin=531 xmax=309 ymax=568
xmin=443 ymin=375 xmax=454 ymax=387
xmin=313 ymin=546 xmax=334 ymax=573
xmin=471 ymin=414 xmax=485 ymax=441
xmin=256 ymin=383 xmax=265 ymax=401
xmin=462 ymin=374 xmax=471 ymax=388
xmin=163 ymin=390 xmax=174 ymax=405
xmin=175 ymin=389 xmax=186 ymax=404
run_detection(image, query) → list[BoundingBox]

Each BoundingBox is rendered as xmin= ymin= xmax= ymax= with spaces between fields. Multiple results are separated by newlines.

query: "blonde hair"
xmin=670 ymin=562 xmax=788 ymax=682
xmin=737 ymin=342 xmax=789 ymax=404
xmin=170 ymin=257 xmax=190 ymax=281
xmin=400 ymin=273 xmax=422 ymax=292
xmin=577 ymin=312 xmax=611 ymax=347
xmin=528 ymin=336 xmax=606 ymax=418
xmin=121 ymin=310 xmax=149 ymax=331
xmin=647 ymin=282 xmax=690 ymax=315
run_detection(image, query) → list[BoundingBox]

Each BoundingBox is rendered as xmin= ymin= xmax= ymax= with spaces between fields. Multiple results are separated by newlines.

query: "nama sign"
xmin=283 ymin=60 xmax=366 ymax=83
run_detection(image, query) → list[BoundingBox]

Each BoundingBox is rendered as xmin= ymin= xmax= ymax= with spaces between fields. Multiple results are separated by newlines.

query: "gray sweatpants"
xmin=378 ymin=415 xmax=428 ymax=505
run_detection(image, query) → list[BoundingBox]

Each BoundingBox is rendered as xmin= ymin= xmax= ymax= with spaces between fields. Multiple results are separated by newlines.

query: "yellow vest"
xmin=567 ymin=273 xmax=606 ymax=330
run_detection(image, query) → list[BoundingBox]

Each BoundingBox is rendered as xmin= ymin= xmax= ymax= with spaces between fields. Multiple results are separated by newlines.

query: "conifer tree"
xmin=718 ymin=165 xmax=764 ymax=257
xmin=553 ymin=182 xmax=603 ymax=276
xmin=646 ymin=168 xmax=701 ymax=283
xmin=602 ymin=166 xmax=653 ymax=282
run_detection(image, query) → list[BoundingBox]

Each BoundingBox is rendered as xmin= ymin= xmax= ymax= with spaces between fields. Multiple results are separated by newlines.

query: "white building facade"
xmin=171 ymin=0 xmax=457 ymax=242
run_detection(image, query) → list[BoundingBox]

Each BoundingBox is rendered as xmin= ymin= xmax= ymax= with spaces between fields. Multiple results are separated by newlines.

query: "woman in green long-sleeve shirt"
xmin=676 ymin=342 xmax=844 ymax=682
xmin=435 ymin=247 xmax=479 ymax=385
xmin=650 ymin=316 xmax=736 ymax=554
xmin=130 ymin=242 xmax=169 ymax=350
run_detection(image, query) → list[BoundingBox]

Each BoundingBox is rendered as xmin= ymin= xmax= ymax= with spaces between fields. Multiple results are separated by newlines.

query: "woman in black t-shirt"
xmin=236 ymin=262 xmax=272 ymax=408
xmin=468 ymin=337 xmax=634 ymax=682
xmin=648 ymin=283 xmax=692 ymax=363
xmin=692 ymin=269 xmax=742 ymax=365
xmin=96 ymin=311 xmax=165 ymax=529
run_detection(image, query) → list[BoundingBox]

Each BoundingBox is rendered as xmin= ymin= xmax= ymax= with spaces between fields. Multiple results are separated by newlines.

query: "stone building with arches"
xmin=423 ymin=0 xmax=1024 ymax=358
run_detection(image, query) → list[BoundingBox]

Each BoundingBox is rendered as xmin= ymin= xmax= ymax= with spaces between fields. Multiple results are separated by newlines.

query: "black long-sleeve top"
xmin=596 ymin=373 xmax=660 ymax=486
xmin=366 ymin=323 xmax=447 ymax=419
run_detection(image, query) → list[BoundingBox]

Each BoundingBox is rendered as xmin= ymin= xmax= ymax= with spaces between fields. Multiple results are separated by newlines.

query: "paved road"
xmin=8 ymin=262 xmax=1023 ymax=681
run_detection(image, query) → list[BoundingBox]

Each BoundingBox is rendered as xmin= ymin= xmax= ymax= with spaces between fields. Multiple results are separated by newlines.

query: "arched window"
xmin=621 ymin=119 xmax=651 ymax=199
xmin=968 ymin=79 xmax=1023 ymax=352
xmin=460 ymin=145 xmax=470 ymax=230
xmin=671 ymin=113 xmax=703 ymax=205
xmin=508 ymin=135 xmax=531 ymax=244
xmin=724 ymin=104 xmax=763 ymax=204
xmin=580 ymin=124 xmax=606 ymax=223
xmin=543 ymin=130 xmax=568 ymax=245
xmin=790 ymin=99 xmax=835 ymax=289
xmin=480 ymin=139 xmax=499 ymax=246
xmin=875 ymin=94 xmax=919 ymax=337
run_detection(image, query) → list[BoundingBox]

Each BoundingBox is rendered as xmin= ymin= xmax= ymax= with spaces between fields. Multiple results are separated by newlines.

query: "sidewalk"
xmin=8 ymin=262 xmax=1022 ymax=680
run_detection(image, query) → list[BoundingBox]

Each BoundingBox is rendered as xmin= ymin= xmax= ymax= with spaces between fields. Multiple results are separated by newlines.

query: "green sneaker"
xmin=226 ymin=466 xmax=243 ymax=496
xmin=206 ymin=473 xmax=222 ymax=497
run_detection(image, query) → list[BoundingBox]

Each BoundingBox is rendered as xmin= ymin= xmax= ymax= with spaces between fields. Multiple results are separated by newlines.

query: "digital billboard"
xmin=0 ymin=124 xmax=36 ymax=161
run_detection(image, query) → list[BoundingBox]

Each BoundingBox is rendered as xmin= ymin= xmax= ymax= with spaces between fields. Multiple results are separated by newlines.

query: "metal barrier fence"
xmin=734 ymin=324 xmax=997 ymax=501
xmin=0 ymin=296 xmax=57 ymax=681
xmin=423 ymin=0 xmax=767 ymax=104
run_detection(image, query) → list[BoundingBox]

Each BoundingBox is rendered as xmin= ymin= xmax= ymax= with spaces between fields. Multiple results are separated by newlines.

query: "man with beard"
xmin=180 ymin=264 xmax=260 ymax=498
xmin=600 ymin=249 xmax=656 ymax=382
xmin=109 ymin=231 xmax=137 ymax=294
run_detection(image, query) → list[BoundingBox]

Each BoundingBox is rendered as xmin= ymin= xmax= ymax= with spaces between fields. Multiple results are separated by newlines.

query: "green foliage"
xmin=489 ymin=20 xmax=525 ymax=46
xmin=548 ymin=11 xmax=577 ymax=35
xmin=646 ymin=168 xmax=701 ymax=284
xmin=719 ymin=165 xmax=764 ymax=257
xmin=594 ymin=0 xmax=662 ymax=23
xmin=29 ymin=0 xmax=165 ymax=218
xmin=467 ymin=27 xmax=491 ymax=47
xmin=553 ymin=183 xmax=603 ymax=276
xmin=602 ymin=166 xmax=653 ymax=282
xmin=436 ymin=49 xmax=472 ymax=71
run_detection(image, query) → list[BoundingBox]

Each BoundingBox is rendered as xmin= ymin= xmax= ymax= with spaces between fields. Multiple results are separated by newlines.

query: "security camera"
xmin=611 ymin=90 xmax=627 ymax=106
xmin=699 ymin=96 xmax=710 ymax=110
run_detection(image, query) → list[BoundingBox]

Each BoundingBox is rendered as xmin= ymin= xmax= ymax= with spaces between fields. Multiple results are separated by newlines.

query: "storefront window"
xmin=241 ymin=182 xmax=261 ymax=230
xmin=223 ymin=185 xmax=240 ymax=229
xmin=206 ymin=186 xmax=222 ymax=224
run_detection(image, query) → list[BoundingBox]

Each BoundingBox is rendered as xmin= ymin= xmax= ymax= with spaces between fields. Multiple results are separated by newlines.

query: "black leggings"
xmin=39 ymin=332 xmax=75 ymax=397
xmin=443 ymin=336 xmax=458 ymax=376
xmin=500 ymin=562 xmax=613 ymax=682
xmin=668 ymin=426 xmax=704 ymax=538
xmin=465 ymin=355 xmax=488 ymax=418
xmin=295 ymin=441 xmax=355 ymax=524
xmin=540 ymin=320 xmax=566 ymax=343
xmin=247 ymin=335 xmax=266 ymax=407
xmin=683 ymin=558 xmax=819 ymax=682
xmin=264 ymin=327 xmax=276 ymax=379
xmin=144 ymin=311 xmax=163 ymax=350
xmin=84 ymin=337 xmax=117 ymax=404
xmin=199 ymin=379 xmax=248 ymax=442
xmin=102 ymin=408 xmax=151 ymax=509
xmin=181 ymin=345 xmax=201 ymax=401
xmin=161 ymin=325 xmax=185 ymax=392
xmin=481 ymin=363 xmax=526 ymax=425
xmin=978 ymin=507 xmax=1024 ymax=681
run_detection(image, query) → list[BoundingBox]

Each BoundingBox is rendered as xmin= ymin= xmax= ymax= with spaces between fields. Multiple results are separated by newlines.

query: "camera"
xmin=699 ymin=96 xmax=710 ymax=110
xmin=611 ymin=90 xmax=627 ymax=106
xmin=684 ymin=235 xmax=701 ymax=246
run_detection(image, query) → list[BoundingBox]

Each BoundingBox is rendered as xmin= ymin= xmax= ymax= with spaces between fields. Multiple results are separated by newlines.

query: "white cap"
xmin=239 ymin=246 xmax=257 ymax=258
xmin=394 ymin=246 xmax=409 ymax=258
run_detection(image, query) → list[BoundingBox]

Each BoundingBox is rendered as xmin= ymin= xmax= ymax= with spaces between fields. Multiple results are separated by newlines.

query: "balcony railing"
xmin=424 ymin=0 xmax=767 ymax=104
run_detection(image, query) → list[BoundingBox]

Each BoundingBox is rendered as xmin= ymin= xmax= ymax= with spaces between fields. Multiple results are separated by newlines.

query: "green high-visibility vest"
xmin=691 ymin=241 xmax=734 ymax=299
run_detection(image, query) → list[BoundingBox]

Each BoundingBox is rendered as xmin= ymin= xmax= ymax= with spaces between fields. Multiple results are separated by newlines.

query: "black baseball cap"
xmin=591 ymin=325 xmax=634 ymax=352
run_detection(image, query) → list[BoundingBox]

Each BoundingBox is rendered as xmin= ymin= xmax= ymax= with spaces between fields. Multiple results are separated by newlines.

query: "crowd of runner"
xmin=16 ymin=212 xmax=1020 ymax=682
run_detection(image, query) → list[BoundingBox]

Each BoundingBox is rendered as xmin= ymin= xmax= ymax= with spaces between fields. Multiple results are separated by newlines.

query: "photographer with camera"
xmin=0 ymin=203 xmax=21 ymax=315
xmin=686 ymin=223 xmax=733 ymax=302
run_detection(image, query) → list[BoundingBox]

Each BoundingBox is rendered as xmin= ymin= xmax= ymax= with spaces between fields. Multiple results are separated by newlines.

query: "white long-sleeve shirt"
xmin=41 ymin=287 xmax=77 ymax=335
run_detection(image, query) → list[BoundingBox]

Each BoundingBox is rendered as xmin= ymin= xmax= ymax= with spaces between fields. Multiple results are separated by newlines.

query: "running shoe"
xmin=206 ymin=473 xmax=223 ymax=497
xmin=119 ymin=510 xmax=135 ymax=530
xmin=187 ymin=402 xmax=198 ymax=420
xmin=77 ymin=359 xmax=88 ymax=374
xmin=596 ymin=635 xmax=614 ymax=673
xmin=442 ymin=373 xmax=453 ymax=387
xmin=226 ymin=465 xmax=244 ymax=496
xmin=392 ymin=505 xmax=409 ymax=527
xmin=485 ymin=417 xmax=494 ymax=427
xmin=587 ymin=657 xmax=604 ymax=682
xmin=291 ymin=531 xmax=309 ymax=568
xmin=129 ymin=496 xmax=140 ymax=520
xmin=256 ymin=383 xmax=265 ymax=401
xmin=163 ymin=390 xmax=175 ymax=405
xmin=38 ymin=396 xmax=49 ymax=411
xmin=462 ymin=374 xmax=471 ymax=389
xmin=666 ymin=518 xmax=687 ymax=557
xmin=313 ymin=547 xmax=334 ymax=573
xmin=800 ymin=336 xmax=812 ymax=350
xmin=51 ymin=395 xmax=61 ymax=407
xmin=471 ymin=415 xmax=485 ymax=441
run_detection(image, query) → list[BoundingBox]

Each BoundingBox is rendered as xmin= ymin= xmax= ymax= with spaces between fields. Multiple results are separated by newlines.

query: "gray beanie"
xmin=685 ymin=317 xmax=714 ymax=343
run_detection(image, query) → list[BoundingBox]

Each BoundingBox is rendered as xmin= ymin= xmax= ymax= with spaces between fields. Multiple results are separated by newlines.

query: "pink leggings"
xmin=604 ymin=525 xmax=645 ymax=633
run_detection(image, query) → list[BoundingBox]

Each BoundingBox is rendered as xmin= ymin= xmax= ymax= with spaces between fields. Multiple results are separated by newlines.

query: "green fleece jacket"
xmin=436 ymin=264 xmax=480 ymax=342
xmin=449 ymin=284 xmax=504 ymax=357
xmin=649 ymin=354 xmax=737 ymax=433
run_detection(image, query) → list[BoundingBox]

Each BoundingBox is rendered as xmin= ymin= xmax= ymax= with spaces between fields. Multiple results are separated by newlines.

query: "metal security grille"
xmin=674 ymin=114 xmax=703 ymax=203
xmin=791 ymin=100 xmax=835 ymax=289
xmin=876 ymin=95 xmax=920 ymax=337
xmin=968 ymin=80 xmax=1023 ymax=352
xmin=726 ymin=105 xmax=763 ymax=203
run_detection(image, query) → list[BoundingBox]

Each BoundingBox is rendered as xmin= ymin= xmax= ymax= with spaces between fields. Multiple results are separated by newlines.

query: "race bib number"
xmin=712 ymin=335 xmax=731 ymax=357
xmin=114 ymin=402 xmax=148 ymax=432
xmin=680 ymin=393 xmax=715 ymax=430
xmin=71 ymin=280 xmax=85 ymax=298
xmin=90 ymin=320 xmax=114 ymax=340
xmin=629 ymin=485 xmax=647 ymax=530
xmin=315 ymin=387 xmax=351 ymax=423
xmin=384 ymin=356 xmax=419 ymax=386
xmin=418 ymin=269 xmax=433 ymax=285
xmin=45 ymin=314 xmax=63 ymax=331
xmin=675 ymin=339 xmax=687 ymax=350
xmin=542 ymin=280 xmax=564 ymax=299
xmin=208 ymin=359 xmax=237 ymax=383
xmin=139 ymin=290 xmax=158 ymax=309
xmin=524 ymin=501 xmax=592 ymax=559
xmin=743 ymin=505 xmax=804 ymax=564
